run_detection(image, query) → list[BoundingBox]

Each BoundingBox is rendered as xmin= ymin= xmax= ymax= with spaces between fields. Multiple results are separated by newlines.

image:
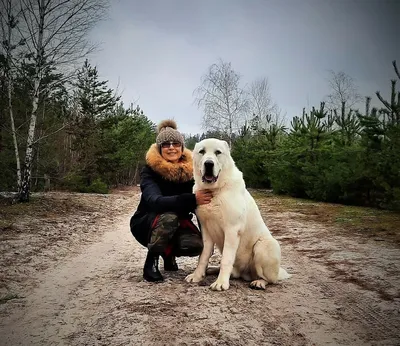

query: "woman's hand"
xmin=195 ymin=190 xmax=213 ymax=205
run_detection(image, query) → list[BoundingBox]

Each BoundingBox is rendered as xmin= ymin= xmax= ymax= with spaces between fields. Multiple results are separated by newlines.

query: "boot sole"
xmin=143 ymin=273 xmax=164 ymax=282
xmin=164 ymin=266 xmax=179 ymax=271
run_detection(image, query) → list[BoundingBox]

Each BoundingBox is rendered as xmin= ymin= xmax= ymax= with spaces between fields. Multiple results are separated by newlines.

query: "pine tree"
xmin=290 ymin=102 xmax=330 ymax=150
xmin=334 ymin=101 xmax=361 ymax=146
xmin=69 ymin=59 xmax=120 ymax=186
xmin=376 ymin=60 xmax=400 ymax=126
xmin=356 ymin=61 xmax=400 ymax=208
xmin=74 ymin=59 xmax=120 ymax=120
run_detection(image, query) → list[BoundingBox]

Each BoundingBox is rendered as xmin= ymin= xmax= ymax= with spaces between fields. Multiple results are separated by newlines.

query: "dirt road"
xmin=1 ymin=188 xmax=399 ymax=346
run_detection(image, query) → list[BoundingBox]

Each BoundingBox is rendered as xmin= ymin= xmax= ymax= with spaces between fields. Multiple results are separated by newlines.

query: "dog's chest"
xmin=196 ymin=198 xmax=225 ymax=246
xmin=196 ymin=193 xmax=236 ymax=241
xmin=196 ymin=195 xmax=224 ymax=220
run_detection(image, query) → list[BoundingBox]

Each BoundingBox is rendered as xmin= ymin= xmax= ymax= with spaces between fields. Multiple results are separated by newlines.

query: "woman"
xmin=130 ymin=119 xmax=212 ymax=282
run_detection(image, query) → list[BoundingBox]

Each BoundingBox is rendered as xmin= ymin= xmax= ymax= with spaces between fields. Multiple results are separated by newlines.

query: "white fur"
xmin=185 ymin=138 xmax=290 ymax=291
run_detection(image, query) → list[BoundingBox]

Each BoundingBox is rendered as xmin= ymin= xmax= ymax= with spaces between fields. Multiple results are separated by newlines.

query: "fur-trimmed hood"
xmin=145 ymin=144 xmax=193 ymax=183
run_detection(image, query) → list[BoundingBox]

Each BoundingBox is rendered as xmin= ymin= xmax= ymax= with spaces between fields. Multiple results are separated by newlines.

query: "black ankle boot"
xmin=143 ymin=252 xmax=163 ymax=282
xmin=162 ymin=254 xmax=178 ymax=271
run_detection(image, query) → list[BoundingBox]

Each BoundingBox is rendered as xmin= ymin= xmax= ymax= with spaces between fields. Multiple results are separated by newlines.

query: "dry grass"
xmin=249 ymin=189 xmax=400 ymax=244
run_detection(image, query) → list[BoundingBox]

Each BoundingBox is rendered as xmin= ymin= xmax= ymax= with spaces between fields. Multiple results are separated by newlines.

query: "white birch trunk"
xmin=19 ymin=0 xmax=45 ymax=202
xmin=16 ymin=0 xmax=106 ymax=201
xmin=7 ymin=78 xmax=21 ymax=191
xmin=2 ymin=0 xmax=22 ymax=192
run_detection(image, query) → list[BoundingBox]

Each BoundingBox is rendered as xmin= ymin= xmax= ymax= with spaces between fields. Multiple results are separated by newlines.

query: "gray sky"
xmin=89 ymin=0 xmax=399 ymax=135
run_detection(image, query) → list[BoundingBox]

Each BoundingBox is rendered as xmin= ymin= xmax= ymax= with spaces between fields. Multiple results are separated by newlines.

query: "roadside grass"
xmin=250 ymin=188 xmax=400 ymax=243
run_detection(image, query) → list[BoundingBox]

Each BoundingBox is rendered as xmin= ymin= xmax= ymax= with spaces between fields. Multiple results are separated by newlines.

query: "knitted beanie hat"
xmin=156 ymin=119 xmax=185 ymax=149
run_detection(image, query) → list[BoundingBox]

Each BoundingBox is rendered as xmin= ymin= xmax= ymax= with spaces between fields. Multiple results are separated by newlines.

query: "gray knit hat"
xmin=156 ymin=119 xmax=185 ymax=149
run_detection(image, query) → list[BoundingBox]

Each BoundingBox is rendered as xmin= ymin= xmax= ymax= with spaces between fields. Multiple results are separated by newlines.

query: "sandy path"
xmin=1 ymin=191 xmax=399 ymax=346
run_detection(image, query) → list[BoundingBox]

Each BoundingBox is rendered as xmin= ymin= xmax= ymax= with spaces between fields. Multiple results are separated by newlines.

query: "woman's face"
xmin=161 ymin=141 xmax=183 ymax=163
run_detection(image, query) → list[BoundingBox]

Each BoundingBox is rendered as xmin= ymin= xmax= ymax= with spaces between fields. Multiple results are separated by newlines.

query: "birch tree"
xmin=325 ymin=70 xmax=362 ymax=112
xmin=247 ymin=77 xmax=284 ymax=131
xmin=194 ymin=59 xmax=248 ymax=146
xmin=17 ymin=0 xmax=108 ymax=202
xmin=0 ymin=0 xmax=24 ymax=192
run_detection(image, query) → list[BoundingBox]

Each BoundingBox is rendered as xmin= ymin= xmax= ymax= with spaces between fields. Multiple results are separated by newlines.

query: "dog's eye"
xmin=199 ymin=149 xmax=205 ymax=155
xmin=215 ymin=150 xmax=222 ymax=155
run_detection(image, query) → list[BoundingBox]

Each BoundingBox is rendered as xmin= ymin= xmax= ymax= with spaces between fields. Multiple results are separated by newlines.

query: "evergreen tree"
xmin=355 ymin=61 xmax=400 ymax=208
xmin=74 ymin=59 xmax=120 ymax=120
xmin=67 ymin=59 xmax=120 ymax=187
xmin=289 ymin=102 xmax=331 ymax=150
xmin=184 ymin=134 xmax=201 ymax=150
xmin=333 ymin=101 xmax=361 ymax=146
xmin=96 ymin=106 xmax=156 ymax=186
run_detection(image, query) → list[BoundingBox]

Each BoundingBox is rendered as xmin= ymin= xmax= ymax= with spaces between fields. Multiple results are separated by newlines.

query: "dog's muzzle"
xmin=202 ymin=160 xmax=219 ymax=183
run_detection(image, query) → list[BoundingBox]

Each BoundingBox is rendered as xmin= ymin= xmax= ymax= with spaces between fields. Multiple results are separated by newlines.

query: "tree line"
xmin=0 ymin=0 xmax=156 ymax=201
xmin=190 ymin=59 xmax=400 ymax=210
xmin=1 ymin=1 xmax=398 ymax=210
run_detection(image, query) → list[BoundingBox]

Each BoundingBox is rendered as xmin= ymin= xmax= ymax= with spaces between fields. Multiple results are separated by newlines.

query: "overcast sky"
xmin=89 ymin=0 xmax=399 ymax=135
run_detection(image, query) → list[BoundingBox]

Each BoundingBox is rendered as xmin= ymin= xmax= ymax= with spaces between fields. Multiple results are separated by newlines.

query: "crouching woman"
xmin=130 ymin=119 xmax=212 ymax=282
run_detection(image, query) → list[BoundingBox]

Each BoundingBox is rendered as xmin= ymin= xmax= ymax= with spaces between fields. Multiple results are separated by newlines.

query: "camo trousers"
xmin=148 ymin=212 xmax=203 ymax=257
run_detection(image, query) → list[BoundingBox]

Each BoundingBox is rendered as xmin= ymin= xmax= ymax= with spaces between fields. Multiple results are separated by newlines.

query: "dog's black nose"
xmin=204 ymin=160 xmax=214 ymax=169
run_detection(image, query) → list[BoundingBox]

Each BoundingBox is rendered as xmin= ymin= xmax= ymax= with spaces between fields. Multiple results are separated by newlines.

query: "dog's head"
xmin=193 ymin=138 xmax=232 ymax=186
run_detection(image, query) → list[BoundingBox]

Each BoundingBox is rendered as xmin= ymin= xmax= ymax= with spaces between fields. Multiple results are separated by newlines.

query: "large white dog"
xmin=185 ymin=138 xmax=290 ymax=291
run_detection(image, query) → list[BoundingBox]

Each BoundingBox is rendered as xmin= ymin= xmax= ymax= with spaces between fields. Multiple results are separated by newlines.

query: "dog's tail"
xmin=278 ymin=267 xmax=291 ymax=281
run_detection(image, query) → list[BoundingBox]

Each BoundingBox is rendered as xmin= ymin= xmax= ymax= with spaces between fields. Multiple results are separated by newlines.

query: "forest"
xmin=0 ymin=0 xmax=399 ymax=210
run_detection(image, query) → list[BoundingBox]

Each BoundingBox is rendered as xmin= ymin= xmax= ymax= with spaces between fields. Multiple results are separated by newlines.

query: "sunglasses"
xmin=161 ymin=141 xmax=182 ymax=149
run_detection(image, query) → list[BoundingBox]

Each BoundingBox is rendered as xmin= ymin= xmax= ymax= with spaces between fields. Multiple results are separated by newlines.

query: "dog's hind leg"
xmin=252 ymin=237 xmax=281 ymax=285
xmin=230 ymin=266 xmax=241 ymax=278
xmin=250 ymin=278 xmax=268 ymax=290
xmin=206 ymin=266 xmax=220 ymax=275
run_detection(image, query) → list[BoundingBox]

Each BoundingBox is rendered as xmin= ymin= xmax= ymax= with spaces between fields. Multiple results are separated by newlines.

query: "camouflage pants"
xmin=173 ymin=219 xmax=203 ymax=257
xmin=148 ymin=212 xmax=179 ymax=253
xmin=148 ymin=213 xmax=203 ymax=257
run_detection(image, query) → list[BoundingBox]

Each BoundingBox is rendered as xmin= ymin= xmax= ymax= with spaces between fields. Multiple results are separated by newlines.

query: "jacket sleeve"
xmin=140 ymin=166 xmax=197 ymax=214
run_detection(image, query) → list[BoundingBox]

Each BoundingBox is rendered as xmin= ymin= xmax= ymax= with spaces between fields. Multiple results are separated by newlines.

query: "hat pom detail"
xmin=157 ymin=119 xmax=177 ymax=133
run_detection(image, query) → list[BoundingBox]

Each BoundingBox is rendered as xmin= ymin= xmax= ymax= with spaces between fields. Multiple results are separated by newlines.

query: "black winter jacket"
xmin=130 ymin=144 xmax=197 ymax=247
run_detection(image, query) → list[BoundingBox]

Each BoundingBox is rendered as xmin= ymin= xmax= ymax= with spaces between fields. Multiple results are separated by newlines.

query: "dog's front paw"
xmin=185 ymin=271 xmax=205 ymax=283
xmin=210 ymin=279 xmax=230 ymax=291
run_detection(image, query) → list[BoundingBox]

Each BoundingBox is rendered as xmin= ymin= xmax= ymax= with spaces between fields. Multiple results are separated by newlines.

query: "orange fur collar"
xmin=145 ymin=144 xmax=194 ymax=183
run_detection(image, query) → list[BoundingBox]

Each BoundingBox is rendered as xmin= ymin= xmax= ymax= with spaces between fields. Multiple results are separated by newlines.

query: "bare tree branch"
xmin=247 ymin=77 xmax=281 ymax=131
xmin=325 ymin=70 xmax=362 ymax=112
xmin=44 ymin=0 xmax=69 ymax=16
xmin=0 ymin=0 xmax=24 ymax=190
xmin=16 ymin=0 xmax=108 ymax=202
xmin=19 ymin=0 xmax=39 ymax=50
xmin=194 ymin=59 xmax=248 ymax=144
xmin=393 ymin=60 xmax=400 ymax=80
xmin=32 ymin=122 xmax=67 ymax=144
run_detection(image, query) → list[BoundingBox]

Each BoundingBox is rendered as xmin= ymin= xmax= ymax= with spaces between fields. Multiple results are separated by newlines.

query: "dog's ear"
xmin=222 ymin=140 xmax=230 ymax=152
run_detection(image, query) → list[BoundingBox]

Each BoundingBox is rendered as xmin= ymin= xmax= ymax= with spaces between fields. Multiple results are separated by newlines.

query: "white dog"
xmin=185 ymin=138 xmax=290 ymax=291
